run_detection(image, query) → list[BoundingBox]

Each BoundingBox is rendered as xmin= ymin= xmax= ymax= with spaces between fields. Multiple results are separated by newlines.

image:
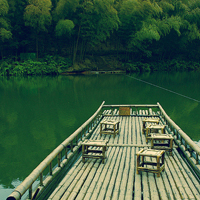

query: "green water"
xmin=1 ymin=72 xmax=200 ymax=199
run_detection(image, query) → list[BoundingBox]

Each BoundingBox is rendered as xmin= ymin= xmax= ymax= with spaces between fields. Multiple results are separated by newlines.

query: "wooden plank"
xmin=142 ymin=172 xmax=150 ymax=200
xmin=76 ymin=160 xmax=101 ymax=199
xmin=118 ymin=147 xmax=130 ymax=200
xmin=160 ymin=170 xmax=175 ymax=200
xmin=57 ymin=160 xmax=92 ymax=199
xmin=48 ymin=159 xmax=82 ymax=199
xmin=82 ymin=119 xmax=116 ymax=199
xmin=144 ymin=151 xmax=160 ymax=200
xmin=46 ymin=111 xmax=200 ymax=200
xmin=124 ymin=116 xmax=129 ymax=144
xmin=173 ymin=149 xmax=200 ymax=198
xmin=104 ymin=147 xmax=122 ymax=199
xmin=125 ymin=147 xmax=135 ymax=198
xmin=67 ymin=161 xmax=96 ymax=199
xmin=164 ymin=157 xmax=183 ymax=199
xmin=166 ymin=155 xmax=192 ymax=199
xmin=155 ymin=173 xmax=169 ymax=200
xmin=132 ymin=116 xmax=136 ymax=145
xmin=98 ymin=147 xmax=121 ymax=200
xmin=134 ymin=147 xmax=142 ymax=199
xmin=50 ymin=159 xmax=85 ymax=200
xmin=89 ymin=145 xmax=116 ymax=199
xmin=169 ymin=150 xmax=198 ymax=199
xmin=111 ymin=147 xmax=127 ymax=199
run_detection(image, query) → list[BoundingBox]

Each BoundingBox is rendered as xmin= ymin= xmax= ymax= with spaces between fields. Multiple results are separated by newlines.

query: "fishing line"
xmin=125 ymin=74 xmax=200 ymax=103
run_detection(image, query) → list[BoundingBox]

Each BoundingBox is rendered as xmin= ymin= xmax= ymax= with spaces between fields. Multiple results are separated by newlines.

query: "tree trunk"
xmin=1 ymin=45 xmax=3 ymax=60
xmin=36 ymin=34 xmax=38 ymax=61
xmin=73 ymin=25 xmax=81 ymax=65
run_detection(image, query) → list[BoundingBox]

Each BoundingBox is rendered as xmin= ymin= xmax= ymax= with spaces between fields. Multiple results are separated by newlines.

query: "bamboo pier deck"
xmin=48 ymin=110 xmax=200 ymax=200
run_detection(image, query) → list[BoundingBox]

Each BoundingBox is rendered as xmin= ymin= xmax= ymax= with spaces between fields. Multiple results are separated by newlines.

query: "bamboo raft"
xmin=7 ymin=102 xmax=200 ymax=200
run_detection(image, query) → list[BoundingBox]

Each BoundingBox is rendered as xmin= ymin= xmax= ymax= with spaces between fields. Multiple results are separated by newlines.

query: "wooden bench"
xmin=145 ymin=124 xmax=166 ymax=142
xmin=149 ymin=133 xmax=174 ymax=155
xmin=142 ymin=118 xmax=160 ymax=135
xmin=82 ymin=140 xmax=108 ymax=164
xmin=136 ymin=149 xmax=165 ymax=177
xmin=100 ymin=119 xmax=120 ymax=138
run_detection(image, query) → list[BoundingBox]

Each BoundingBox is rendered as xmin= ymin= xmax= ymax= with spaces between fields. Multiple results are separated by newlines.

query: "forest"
xmin=1 ymin=0 xmax=200 ymax=75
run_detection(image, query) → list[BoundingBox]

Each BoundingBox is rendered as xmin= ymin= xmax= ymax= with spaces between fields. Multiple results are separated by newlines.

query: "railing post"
xmin=80 ymin=130 xmax=83 ymax=141
xmin=65 ymin=147 xmax=68 ymax=159
xmin=75 ymin=135 xmax=78 ymax=145
xmin=188 ymin=147 xmax=193 ymax=157
xmin=58 ymin=153 xmax=61 ymax=167
xmin=196 ymin=153 xmax=199 ymax=165
xmin=49 ymin=162 xmax=52 ymax=175
xmin=70 ymin=141 xmax=73 ymax=152
xmin=29 ymin=185 xmax=32 ymax=200
xmin=180 ymin=135 xmax=183 ymax=145
xmin=40 ymin=173 xmax=43 ymax=186
xmin=87 ymin=124 xmax=90 ymax=134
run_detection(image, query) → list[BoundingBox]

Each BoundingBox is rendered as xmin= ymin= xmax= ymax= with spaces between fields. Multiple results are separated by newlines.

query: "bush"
xmin=125 ymin=62 xmax=150 ymax=73
xmin=125 ymin=63 xmax=140 ymax=72
xmin=0 ymin=56 xmax=73 ymax=76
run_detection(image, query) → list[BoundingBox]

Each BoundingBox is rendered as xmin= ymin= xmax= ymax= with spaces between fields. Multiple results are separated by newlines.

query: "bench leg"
xmin=157 ymin=156 xmax=160 ymax=177
xmin=82 ymin=156 xmax=85 ymax=163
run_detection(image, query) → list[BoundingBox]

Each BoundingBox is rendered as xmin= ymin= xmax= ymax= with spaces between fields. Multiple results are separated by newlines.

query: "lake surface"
xmin=1 ymin=71 xmax=200 ymax=199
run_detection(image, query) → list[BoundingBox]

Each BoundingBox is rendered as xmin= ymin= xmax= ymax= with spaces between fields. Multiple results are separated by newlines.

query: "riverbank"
xmin=0 ymin=55 xmax=200 ymax=76
xmin=66 ymin=55 xmax=200 ymax=73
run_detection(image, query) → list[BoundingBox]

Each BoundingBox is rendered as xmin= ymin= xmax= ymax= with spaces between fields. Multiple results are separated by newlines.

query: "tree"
xmin=24 ymin=0 xmax=52 ymax=60
xmin=7 ymin=0 xmax=29 ymax=60
xmin=0 ymin=0 xmax=12 ymax=59
xmin=54 ymin=0 xmax=120 ymax=64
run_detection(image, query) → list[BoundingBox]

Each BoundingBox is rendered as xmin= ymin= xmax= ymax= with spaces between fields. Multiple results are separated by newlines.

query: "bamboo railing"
xmin=7 ymin=101 xmax=105 ymax=200
xmin=157 ymin=102 xmax=200 ymax=178
xmin=7 ymin=102 xmax=200 ymax=200
xmin=102 ymin=104 xmax=159 ymax=116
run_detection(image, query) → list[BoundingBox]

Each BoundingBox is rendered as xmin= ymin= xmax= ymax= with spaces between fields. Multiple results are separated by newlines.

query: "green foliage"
xmin=187 ymin=24 xmax=200 ymax=40
xmin=0 ymin=0 xmax=9 ymax=16
xmin=55 ymin=19 xmax=74 ymax=37
xmin=0 ymin=0 xmax=12 ymax=44
xmin=158 ymin=1 xmax=174 ymax=14
xmin=125 ymin=62 xmax=150 ymax=73
xmin=148 ymin=59 xmax=200 ymax=71
xmin=24 ymin=0 xmax=52 ymax=32
xmin=0 ymin=18 xmax=10 ymax=29
xmin=0 ymin=0 xmax=199 ymax=72
xmin=0 ymin=56 xmax=72 ymax=76
xmin=92 ymin=0 xmax=120 ymax=42
xmin=0 ymin=28 xmax=12 ymax=41
xmin=55 ymin=0 xmax=79 ymax=19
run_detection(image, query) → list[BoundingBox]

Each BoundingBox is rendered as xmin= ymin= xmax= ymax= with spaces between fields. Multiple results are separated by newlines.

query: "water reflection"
xmin=0 ymin=72 xmax=200 ymax=199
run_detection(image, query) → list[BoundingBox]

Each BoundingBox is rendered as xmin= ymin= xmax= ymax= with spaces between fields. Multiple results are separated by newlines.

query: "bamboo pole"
xmin=103 ymin=104 xmax=158 ymax=107
xmin=106 ymin=144 xmax=151 ymax=147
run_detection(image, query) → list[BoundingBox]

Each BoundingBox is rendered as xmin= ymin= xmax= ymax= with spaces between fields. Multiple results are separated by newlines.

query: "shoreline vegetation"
xmin=1 ymin=0 xmax=200 ymax=76
xmin=0 ymin=54 xmax=200 ymax=76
